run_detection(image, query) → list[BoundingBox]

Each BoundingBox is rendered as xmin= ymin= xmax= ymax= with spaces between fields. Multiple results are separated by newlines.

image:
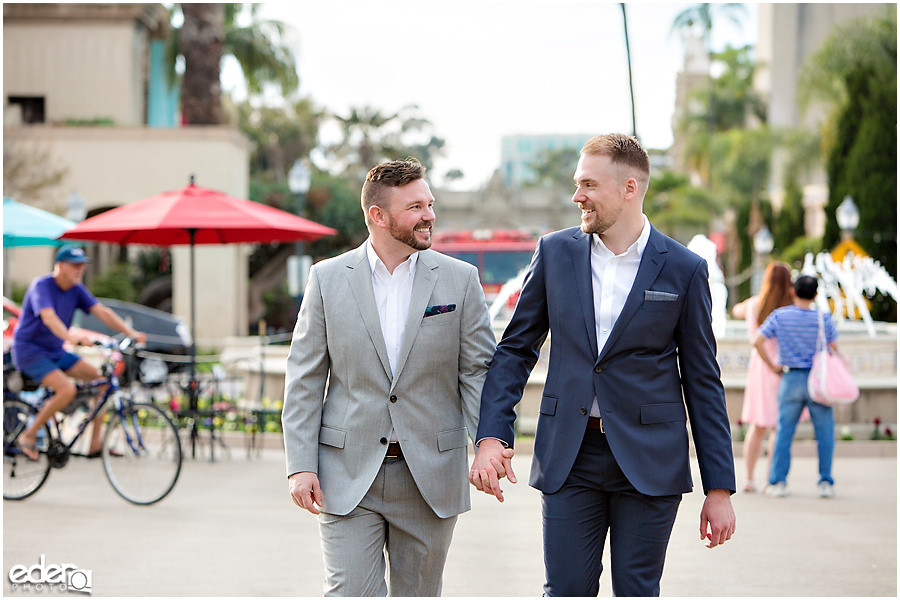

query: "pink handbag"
xmin=807 ymin=310 xmax=859 ymax=405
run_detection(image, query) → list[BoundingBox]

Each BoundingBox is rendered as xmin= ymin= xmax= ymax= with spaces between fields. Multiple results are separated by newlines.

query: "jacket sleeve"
xmin=475 ymin=237 xmax=550 ymax=448
xmin=457 ymin=265 xmax=497 ymax=444
xmin=282 ymin=265 xmax=330 ymax=478
xmin=674 ymin=259 xmax=736 ymax=494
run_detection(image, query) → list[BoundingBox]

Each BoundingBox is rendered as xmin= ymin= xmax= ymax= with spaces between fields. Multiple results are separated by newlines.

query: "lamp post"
xmin=287 ymin=159 xmax=312 ymax=312
xmin=836 ymin=195 xmax=860 ymax=240
xmin=65 ymin=190 xmax=87 ymax=222
xmin=750 ymin=225 xmax=774 ymax=295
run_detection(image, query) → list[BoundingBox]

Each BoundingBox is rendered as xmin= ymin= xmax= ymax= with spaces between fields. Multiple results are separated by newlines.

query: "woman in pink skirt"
xmin=732 ymin=262 xmax=793 ymax=492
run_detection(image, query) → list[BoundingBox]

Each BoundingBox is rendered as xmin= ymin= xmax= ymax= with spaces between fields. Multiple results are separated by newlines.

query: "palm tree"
xmin=176 ymin=3 xmax=299 ymax=125
xmin=620 ymin=4 xmax=637 ymax=139
xmin=328 ymin=105 xmax=446 ymax=182
xmin=223 ymin=4 xmax=298 ymax=96
xmin=671 ymin=3 xmax=746 ymax=185
xmin=180 ymin=4 xmax=225 ymax=125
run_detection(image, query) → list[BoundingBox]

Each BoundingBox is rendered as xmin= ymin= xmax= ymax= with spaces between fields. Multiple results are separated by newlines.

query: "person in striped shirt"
xmin=753 ymin=275 xmax=840 ymax=499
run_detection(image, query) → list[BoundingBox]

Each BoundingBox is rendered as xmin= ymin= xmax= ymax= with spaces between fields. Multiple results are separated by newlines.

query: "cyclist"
xmin=11 ymin=245 xmax=147 ymax=460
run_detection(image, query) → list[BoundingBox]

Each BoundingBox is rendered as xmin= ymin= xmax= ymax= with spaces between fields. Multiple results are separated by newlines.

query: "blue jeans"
xmin=769 ymin=369 xmax=835 ymax=486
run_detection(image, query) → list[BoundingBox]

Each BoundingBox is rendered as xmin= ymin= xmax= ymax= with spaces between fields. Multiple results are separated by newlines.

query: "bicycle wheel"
xmin=3 ymin=399 xmax=52 ymax=500
xmin=102 ymin=400 xmax=182 ymax=505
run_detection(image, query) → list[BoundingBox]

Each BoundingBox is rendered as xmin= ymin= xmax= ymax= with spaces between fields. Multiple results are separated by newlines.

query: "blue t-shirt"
xmin=12 ymin=275 xmax=98 ymax=359
xmin=757 ymin=305 xmax=838 ymax=368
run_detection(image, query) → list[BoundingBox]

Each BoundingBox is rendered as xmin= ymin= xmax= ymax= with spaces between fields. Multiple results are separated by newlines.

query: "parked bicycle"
xmin=3 ymin=338 xmax=182 ymax=505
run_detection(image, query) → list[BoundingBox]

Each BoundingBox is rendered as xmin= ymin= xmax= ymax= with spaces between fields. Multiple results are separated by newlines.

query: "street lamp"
xmin=287 ymin=159 xmax=312 ymax=310
xmin=836 ymin=195 xmax=860 ymax=239
xmin=750 ymin=225 xmax=774 ymax=295
xmin=65 ymin=190 xmax=87 ymax=222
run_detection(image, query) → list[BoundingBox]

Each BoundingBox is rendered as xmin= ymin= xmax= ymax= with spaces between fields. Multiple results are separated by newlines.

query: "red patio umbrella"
xmin=61 ymin=179 xmax=337 ymax=454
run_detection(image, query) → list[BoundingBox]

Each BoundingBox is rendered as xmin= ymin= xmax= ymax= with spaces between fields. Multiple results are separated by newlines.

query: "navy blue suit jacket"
xmin=476 ymin=225 xmax=736 ymax=497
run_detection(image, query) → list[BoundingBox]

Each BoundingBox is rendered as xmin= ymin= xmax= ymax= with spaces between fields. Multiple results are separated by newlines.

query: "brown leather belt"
xmin=385 ymin=442 xmax=404 ymax=458
xmin=587 ymin=416 xmax=604 ymax=433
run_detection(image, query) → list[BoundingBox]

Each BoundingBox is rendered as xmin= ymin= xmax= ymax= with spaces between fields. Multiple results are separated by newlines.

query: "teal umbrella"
xmin=3 ymin=196 xmax=76 ymax=247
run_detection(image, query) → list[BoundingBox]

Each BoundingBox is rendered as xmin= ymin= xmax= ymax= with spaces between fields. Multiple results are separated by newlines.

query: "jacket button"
xmin=380 ymin=437 xmax=388 ymax=445
xmin=390 ymin=395 xmax=397 ymax=403
xmin=580 ymin=407 xmax=587 ymax=415
xmin=594 ymin=365 xmax=602 ymax=373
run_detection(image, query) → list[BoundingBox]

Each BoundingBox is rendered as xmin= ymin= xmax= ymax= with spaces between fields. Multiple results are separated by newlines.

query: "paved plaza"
xmin=2 ymin=438 xmax=896 ymax=597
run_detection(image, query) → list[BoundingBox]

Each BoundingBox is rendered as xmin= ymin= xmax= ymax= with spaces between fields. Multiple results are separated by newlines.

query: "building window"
xmin=8 ymin=96 xmax=45 ymax=124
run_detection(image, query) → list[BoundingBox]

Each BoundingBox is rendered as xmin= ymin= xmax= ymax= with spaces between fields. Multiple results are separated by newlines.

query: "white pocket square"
xmin=644 ymin=290 xmax=678 ymax=301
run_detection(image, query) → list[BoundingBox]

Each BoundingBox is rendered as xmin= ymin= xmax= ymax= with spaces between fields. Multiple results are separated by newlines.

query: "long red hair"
xmin=756 ymin=262 xmax=793 ymax=327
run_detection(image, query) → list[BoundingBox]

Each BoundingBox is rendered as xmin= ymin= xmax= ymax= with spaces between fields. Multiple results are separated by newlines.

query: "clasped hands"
xmin=469 ymin=438 xmax=517 ymax=502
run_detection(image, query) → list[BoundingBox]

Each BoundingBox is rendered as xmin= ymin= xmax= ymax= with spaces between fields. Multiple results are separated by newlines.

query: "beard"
xmin=387 ymin=214 xmax=433 ymax=251
xmin=579 ymin=208 xmax=612 ymax=236
xmin=578 ymin=200 xmax=622 ymax=236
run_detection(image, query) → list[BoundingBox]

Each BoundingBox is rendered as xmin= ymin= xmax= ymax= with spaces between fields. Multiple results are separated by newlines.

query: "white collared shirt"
xmin=590 ymin=215 xmax=651 ymax=417
xmin=367 ymin=240 xmax=418 ymax=444
xmin=366 ymin=239 xmax=419 ymax=377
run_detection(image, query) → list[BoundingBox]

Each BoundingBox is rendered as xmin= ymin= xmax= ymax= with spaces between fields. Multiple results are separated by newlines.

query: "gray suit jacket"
xmin=283 ymin=243 xmax=496 ymax=518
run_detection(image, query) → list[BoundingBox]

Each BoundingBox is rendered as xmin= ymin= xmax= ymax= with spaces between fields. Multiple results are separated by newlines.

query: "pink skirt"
xmin=741 ymin=337 xmax=781 ymax=428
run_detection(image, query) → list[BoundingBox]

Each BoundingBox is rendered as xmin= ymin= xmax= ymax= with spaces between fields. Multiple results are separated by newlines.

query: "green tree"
xmin=676 ymin=45 xmax=765 ymax=182
xmin=799 ymin=7 xmax=897 ymax=320
xmin=327 ymin=105 xmax=446 ymax=182
xmin=237 ymin=98 xmax=324 ymax=196
xmin=671 ymin=2 xmax=748 ymax=183
xmin=174 ymin=3 xmax=299 ymax=125
xmin=643 ymin=170 xmax=722 ymax=245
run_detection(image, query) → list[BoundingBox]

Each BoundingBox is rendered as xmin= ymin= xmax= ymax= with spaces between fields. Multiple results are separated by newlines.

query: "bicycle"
xmin=3 ymin=338 xmax=182 ymax=505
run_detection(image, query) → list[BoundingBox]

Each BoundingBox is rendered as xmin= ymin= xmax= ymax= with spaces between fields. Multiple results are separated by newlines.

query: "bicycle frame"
xmin=15 ymin=340 xmax=132 ymax=457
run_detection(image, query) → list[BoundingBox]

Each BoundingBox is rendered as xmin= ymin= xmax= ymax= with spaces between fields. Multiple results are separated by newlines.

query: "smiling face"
xmin=382 ymin=178 xmax=435 ymax=251
xmin=572 ymin=153 xmax=628 ymax=236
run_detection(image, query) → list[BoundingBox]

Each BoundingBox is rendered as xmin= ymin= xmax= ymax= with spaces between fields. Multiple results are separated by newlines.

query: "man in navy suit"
xmin=470 ymin=133 xmax=736 ymax=596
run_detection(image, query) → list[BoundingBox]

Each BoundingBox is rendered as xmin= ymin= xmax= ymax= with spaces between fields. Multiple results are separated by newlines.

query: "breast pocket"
xmin=421 ymin=312 xmax=457 ymax=327
xmin=641 ymin=300 xmax=681 ymax=313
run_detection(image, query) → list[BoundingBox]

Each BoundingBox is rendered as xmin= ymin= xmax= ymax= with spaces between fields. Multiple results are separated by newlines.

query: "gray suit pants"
xmin=317 ymin=457 xmax=458 ymax=596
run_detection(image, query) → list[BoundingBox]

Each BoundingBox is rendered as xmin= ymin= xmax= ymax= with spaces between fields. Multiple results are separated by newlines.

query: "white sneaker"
xmin=765 ymin=482 xmax=788 ymax=498
xmin=818 ymin=482 xmax=834 ymax=498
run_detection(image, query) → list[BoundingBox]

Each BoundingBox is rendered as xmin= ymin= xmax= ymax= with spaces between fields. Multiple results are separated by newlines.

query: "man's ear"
xmin=369 ymin=205 xmax=386 ymax=228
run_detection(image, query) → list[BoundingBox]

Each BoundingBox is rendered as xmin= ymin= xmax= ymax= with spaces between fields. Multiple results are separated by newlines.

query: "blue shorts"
xmin=11 ymin=346 xmax=82 ymax=383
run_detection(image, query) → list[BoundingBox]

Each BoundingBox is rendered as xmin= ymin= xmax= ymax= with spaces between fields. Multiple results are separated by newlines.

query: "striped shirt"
xmin=758 ymin=305 xmax=838 ymax=368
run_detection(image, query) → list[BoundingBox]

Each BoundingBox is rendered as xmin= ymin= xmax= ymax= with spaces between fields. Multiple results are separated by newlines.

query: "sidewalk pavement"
xmin=2 ymin=440 xmax=896 ymax=597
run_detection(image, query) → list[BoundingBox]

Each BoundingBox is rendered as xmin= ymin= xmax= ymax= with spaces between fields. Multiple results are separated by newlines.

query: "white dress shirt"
xmin=590 ymin=216 xmax=651 ymax=417
xmin=366 ymin=239 xmax=418 ymax=441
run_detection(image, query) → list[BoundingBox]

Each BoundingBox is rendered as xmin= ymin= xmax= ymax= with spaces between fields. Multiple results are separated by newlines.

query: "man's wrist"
xmin=475 ymin=437 xmax=509 ymax=449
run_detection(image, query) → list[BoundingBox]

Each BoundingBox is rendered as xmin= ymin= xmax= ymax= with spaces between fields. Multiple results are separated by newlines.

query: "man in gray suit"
xmin=283 ymin=159 xmax=497 ymax=596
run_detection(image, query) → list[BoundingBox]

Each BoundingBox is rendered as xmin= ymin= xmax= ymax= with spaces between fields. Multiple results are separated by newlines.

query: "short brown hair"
xmin=581 ymin=133 xmax=650 ymax=179
xmin=361 ymin=158 xmax=426 ymax=226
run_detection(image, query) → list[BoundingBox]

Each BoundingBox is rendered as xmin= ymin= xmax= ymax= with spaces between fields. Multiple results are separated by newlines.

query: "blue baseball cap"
xmin=55 ymin=245 xmax=92 ymax=264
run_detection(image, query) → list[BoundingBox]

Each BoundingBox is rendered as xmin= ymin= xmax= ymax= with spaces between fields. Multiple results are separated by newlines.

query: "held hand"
xmin=129 ymin=330 xmax=148 ymax=345
xmin=288 ymin=472 xmax=324 ymax=515
xmin=771 ymin=363 xmax=783 ymax=375
xmin=699 ymin=489 xmax=736 ymax=548
xmin=67 ymin=332 xmax=92 ymax=347
xmin=469 ymin=439 xmax=516 ymax=502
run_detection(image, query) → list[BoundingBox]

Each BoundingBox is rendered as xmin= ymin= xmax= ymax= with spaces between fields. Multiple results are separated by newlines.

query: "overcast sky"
xmin=224 ymin=2 xmax=758 ymax=190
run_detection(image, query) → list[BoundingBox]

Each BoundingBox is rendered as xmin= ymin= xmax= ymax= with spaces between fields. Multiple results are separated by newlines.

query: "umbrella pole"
xmin=189 ymin=229 xmax=198 ymax=459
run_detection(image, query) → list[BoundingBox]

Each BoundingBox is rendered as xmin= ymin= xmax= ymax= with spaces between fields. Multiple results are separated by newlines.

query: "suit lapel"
xmin=344 ymin=244 xmax=393 ymax=380
xmin=598 ymin=226 xmax=668 ymax=362
xmin=569 ymin=230 xmax=599 ymax=356
xmin=391 ymin=250 xmax=438 ymax=386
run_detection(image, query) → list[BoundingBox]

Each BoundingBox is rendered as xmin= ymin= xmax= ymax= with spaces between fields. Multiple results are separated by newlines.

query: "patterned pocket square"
xmin=424 ymin=304 xmax=456 ymax=317
xmin=644 ymin=290 xmax=678 ymax=302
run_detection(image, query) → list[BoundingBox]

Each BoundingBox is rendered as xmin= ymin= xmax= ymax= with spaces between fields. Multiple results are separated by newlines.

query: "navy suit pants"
xmin=542 ymin=427 xmax=681 ymax=597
